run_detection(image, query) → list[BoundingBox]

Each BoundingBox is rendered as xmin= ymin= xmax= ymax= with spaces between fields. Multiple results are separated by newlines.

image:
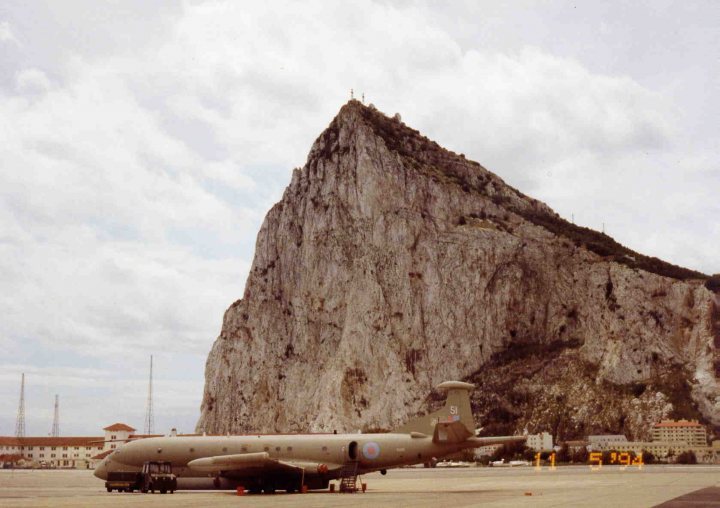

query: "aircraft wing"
xmin=187 ymin=452 xmax=340 ymax=475
xmin=465 ymin=435 xmax=527 ymax=447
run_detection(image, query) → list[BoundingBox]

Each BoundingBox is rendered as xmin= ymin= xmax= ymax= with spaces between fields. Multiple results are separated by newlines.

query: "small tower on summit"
xmin=350 ymin=88 xmax=354 ymax=100
xmin=143 ymin=355 xmax=155 ymax=435
xmin=15 ymin=373 xmax=26 ymax=437
xmin=51 ymin=394 xmax=60 ymax=437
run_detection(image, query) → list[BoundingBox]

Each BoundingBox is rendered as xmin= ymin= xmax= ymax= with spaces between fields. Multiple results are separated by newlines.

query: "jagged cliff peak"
xmin=198 ymin=101 xmax=719 ymax=440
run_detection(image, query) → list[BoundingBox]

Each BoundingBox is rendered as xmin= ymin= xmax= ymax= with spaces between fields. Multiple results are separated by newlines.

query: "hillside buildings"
xmin=525 ymin=432 xmax=553 ymax=452
xmin=588 ymin=435 xmax=628 ymax=451
xmin=651 ymin=419 xmax=708 ymax=447
xmin=582 ymin=419 xmax=719 ymax=463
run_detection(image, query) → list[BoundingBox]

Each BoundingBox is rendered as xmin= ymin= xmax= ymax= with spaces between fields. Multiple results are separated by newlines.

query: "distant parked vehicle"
xmin=105 ymin=471 xmax=141 ymax=492
xmin=140 ymin=461 xmax=176 ymax=494
xmin=105 ymin=461 xmax=176 ymax=494
xmin=490 ymin=459 xmax=530 ymax=467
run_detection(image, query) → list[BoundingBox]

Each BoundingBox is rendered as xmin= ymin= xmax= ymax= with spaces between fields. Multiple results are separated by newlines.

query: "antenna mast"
xmin=51 ymin=394 xmax=60 ymax=437
xmin=15 ymin=373 xmax=26 ymax=437
xmin=144 ymin=355 xmax=154 ymax=434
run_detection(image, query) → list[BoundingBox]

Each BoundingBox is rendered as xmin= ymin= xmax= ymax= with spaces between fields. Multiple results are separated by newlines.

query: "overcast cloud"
xmin=0 ymin=1 xmax=717 ymax=435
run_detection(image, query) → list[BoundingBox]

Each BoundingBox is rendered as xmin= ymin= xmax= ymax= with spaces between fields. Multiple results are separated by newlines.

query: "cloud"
xmin=0 ymin=0 xmax=717 ymax=433
xmin=15 ymin=68 xmax=50 ymax=94
xmin=0 ymin=20 xmax=19 ymax=45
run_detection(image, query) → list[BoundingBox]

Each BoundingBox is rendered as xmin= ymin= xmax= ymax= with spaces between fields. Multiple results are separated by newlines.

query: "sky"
xmin=0 ymin=1 xmax=718 ymax=436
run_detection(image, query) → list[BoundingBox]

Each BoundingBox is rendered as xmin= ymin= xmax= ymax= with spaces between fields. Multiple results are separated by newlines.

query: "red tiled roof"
xmin=103 ymin=423 xmax=136 ymax=432
xmin=0 ymin=454 xmax=24 ymax=461
xmin=91 ymin=449 xmax=114 ymax=460
xmin=0 ymin=436 xmax=101 ymax=446
xmin=0 ymin=437 xmax=21 ymax=446
xmin=653 ymin=420 xmax=703 ymax=428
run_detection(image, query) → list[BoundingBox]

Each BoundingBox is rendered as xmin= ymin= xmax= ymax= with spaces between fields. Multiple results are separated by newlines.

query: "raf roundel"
xmin=362 ymin=441 xmax=381 ymax=460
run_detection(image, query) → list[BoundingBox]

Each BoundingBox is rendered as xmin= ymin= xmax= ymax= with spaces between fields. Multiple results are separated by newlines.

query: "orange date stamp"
xmin=589 ymin=452 xmax=644 ymax=470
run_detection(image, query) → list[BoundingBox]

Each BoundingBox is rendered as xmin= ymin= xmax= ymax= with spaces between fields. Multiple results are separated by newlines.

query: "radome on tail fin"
xmin=394 ymin=381 xmax=476 ymax=435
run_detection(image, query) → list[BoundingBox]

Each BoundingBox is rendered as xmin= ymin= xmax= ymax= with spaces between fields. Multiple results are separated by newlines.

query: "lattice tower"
xmin=15 ymin=373 xmax=26 ymax=437
xmin=143 ymin=355 xmax=154 ymax=435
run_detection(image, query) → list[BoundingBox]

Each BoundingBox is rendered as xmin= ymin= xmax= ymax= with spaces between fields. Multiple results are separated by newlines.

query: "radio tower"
xmin=143 ymin=355 xmax=154 ymax=435
xmin=51 ymin=394 xmax=60 ymax=437
xmin=15 ymin=373 xmax=26 ymax=437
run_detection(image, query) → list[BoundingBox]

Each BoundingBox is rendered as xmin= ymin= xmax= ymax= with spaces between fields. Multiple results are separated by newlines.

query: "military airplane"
xmin=94 ymin=381 xmax=525 ymax=493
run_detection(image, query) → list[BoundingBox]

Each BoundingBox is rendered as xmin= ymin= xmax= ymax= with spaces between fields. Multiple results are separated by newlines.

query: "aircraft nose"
xmin=93 ymin=458 xmax=109 ymax=480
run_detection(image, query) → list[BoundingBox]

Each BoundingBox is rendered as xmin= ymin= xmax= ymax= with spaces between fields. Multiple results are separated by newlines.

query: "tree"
xmin=572 ymin=446 xmax=589 ymax=464
xmin=641 ymin=450 xmax=655 ymax=465
xmin=705 ymin=273 xmax=720 ymax=292
xmin=676 ymin=451 xmax=697 ymax=464
xmin=491 ymin=441 xmax=529 ymax=461
xmin=522 ymin=448 xmax=537 ymax=462
xmin=556 ymin=443 xmax=570 ymax=463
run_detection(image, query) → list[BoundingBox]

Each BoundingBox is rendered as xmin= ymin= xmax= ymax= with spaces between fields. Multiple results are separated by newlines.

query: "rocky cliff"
xmin=197 ymin=100 xmax=720 ymax=441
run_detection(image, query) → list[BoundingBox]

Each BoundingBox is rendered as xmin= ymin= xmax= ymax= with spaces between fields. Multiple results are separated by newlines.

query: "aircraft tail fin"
xmin=394 ymin=381 xmax=476 ymax=436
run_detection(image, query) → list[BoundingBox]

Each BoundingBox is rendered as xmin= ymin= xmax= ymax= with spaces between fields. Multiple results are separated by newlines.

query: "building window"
xmin=51 ymin=447 xmax=56 ymax=451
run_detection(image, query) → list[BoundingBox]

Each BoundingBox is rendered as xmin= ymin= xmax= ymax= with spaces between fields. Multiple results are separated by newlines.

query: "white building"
xmin=587 ymin=435 xmax=628 ymax=451
xmin=0 ymin=436 xmax=104 ymax=469
xmin=651 ymin=420 xmax=708 ymax=447
xmin=0 ymin=422 xmax=159 ymax=469
xmin=525 ymin=432 xmax=553 ymax=452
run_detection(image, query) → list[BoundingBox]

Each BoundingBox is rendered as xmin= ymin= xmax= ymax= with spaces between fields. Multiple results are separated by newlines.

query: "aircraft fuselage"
xmin=95 ymin=432 xmax=469 ymax=490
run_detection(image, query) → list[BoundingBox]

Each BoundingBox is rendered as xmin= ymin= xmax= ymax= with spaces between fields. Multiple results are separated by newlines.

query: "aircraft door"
xmin=348 ymin=441 xmax=358 ymax=461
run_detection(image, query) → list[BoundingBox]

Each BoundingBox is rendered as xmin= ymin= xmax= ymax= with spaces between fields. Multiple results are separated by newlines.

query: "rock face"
xmin=197 ymin=101 xmax=720 ymax=440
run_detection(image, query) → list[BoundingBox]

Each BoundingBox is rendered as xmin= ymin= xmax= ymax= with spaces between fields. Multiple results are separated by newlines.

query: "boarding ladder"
xmin=338 ymin=461 xmax=359 ymax=493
